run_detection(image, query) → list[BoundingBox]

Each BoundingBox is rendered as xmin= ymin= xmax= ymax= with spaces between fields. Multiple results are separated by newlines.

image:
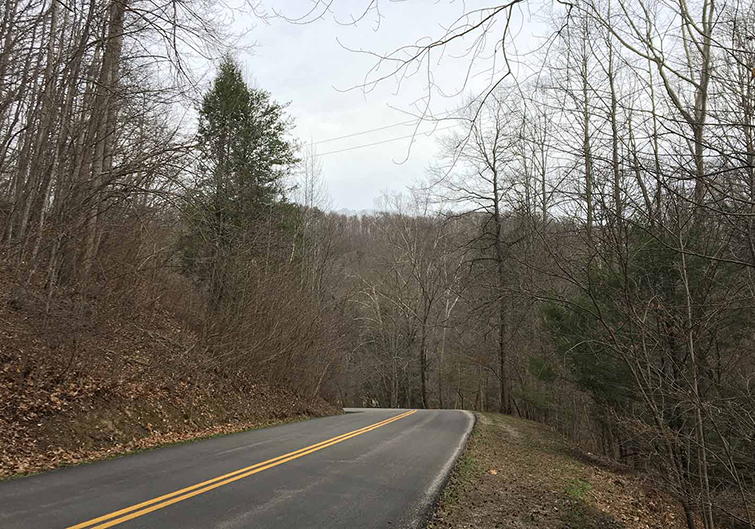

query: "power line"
xmin=316 ymin=126 xmax=456 ymax=157
xmin=312 ymin=108 xmax=465 ymax=146
xmin=313 ymin=119 xmax=417 ymax=145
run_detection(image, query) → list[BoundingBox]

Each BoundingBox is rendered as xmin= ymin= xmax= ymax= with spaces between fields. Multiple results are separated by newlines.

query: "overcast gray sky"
xmin=225 ymin=1 xmax=545 ymax=211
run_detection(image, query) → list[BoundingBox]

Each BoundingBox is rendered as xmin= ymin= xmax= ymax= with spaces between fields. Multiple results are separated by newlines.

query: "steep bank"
xmin=0 ymin=263 xmax=339 ymax=479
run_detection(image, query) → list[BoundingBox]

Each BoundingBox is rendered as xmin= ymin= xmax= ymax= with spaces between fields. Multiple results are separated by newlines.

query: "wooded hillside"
xmin=1 ymin=0 xmax=754 ymax=527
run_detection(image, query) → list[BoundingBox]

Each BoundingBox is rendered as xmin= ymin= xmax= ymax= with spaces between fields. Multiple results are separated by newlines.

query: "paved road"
xmin=0 ymin=408 xmax=474 ymax=528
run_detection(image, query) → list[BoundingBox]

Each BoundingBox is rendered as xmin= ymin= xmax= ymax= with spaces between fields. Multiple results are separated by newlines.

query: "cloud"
xmin=235 ymin=1 xmax=474 ymax=210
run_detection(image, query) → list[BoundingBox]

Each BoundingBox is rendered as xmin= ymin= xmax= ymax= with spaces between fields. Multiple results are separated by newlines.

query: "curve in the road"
xmin=69 ymin=410 xmax=417 ymax=529
xmin=0 ymin=408 xmax=474 ymax=529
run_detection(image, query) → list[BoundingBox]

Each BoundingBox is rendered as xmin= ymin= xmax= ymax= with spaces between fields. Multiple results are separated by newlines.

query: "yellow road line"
xmin=67 ymin=410 xmax=417 ymax=529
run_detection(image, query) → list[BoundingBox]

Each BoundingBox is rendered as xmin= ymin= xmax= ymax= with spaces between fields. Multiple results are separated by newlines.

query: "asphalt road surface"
xmin=0 ymin=408 xmax=474 ymax=528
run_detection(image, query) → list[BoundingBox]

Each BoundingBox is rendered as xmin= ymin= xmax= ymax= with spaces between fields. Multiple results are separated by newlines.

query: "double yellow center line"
xmin=67 ymin=410 xmax=417 ymax=529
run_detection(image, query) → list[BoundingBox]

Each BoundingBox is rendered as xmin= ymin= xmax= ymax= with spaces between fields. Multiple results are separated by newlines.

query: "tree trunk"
xmin=492 ymin=168 xmax=509 ymax=415
xmin=581 ymin=22 xmax=594 ymax=237
xmin=79 ymin=0 xmax=127 ymax=281
xmin=419 ymin=316 xmax=429 ymax=409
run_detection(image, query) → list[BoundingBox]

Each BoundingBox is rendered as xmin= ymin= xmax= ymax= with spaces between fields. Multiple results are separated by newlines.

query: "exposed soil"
xmin=429 ymin=413 xmax=689 ymax=529
xmin=0 ymin=262 xmax=340 ymax=480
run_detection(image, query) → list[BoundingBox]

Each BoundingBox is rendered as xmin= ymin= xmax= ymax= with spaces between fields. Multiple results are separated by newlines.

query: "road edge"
xmin=409 ymin=410 xmax=477 ymax=529
xmin=1 ymin=413 xmax=332 ymax=482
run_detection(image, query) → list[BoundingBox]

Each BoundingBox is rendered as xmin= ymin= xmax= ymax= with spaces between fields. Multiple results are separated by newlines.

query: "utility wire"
xmin=316 ymin=126 xmax=456 ymax=157
xmin=313 ymin=119 xmax=417 ymax=145
xmin=313 ymin=108 xmax=465 ymax=146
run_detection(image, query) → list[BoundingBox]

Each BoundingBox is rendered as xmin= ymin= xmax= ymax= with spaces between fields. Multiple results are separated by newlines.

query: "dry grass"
xmin=430 ymin=413 xmax=688 ymax=529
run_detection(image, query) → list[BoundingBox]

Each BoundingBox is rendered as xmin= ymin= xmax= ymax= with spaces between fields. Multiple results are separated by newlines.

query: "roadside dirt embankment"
xmin=0 ymin=265 xmax=339 ymax=480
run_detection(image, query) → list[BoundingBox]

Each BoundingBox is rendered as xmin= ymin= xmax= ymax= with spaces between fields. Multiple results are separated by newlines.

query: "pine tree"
xmin=181 ymin=56 xmax=298 ymax=309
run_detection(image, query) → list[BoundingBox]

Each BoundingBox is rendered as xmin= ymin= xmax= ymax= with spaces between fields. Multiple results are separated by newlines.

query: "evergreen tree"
xmin=181 ymin=56 xmax=298 ymax=308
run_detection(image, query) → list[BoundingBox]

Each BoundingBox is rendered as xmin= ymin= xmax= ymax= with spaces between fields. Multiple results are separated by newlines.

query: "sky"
xmin=219 ymin=1 xmax=547 ymax=211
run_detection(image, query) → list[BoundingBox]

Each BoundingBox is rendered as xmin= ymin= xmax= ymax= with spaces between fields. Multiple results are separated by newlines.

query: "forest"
xmin=0 ymin=0 xmax=754 ymax=527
